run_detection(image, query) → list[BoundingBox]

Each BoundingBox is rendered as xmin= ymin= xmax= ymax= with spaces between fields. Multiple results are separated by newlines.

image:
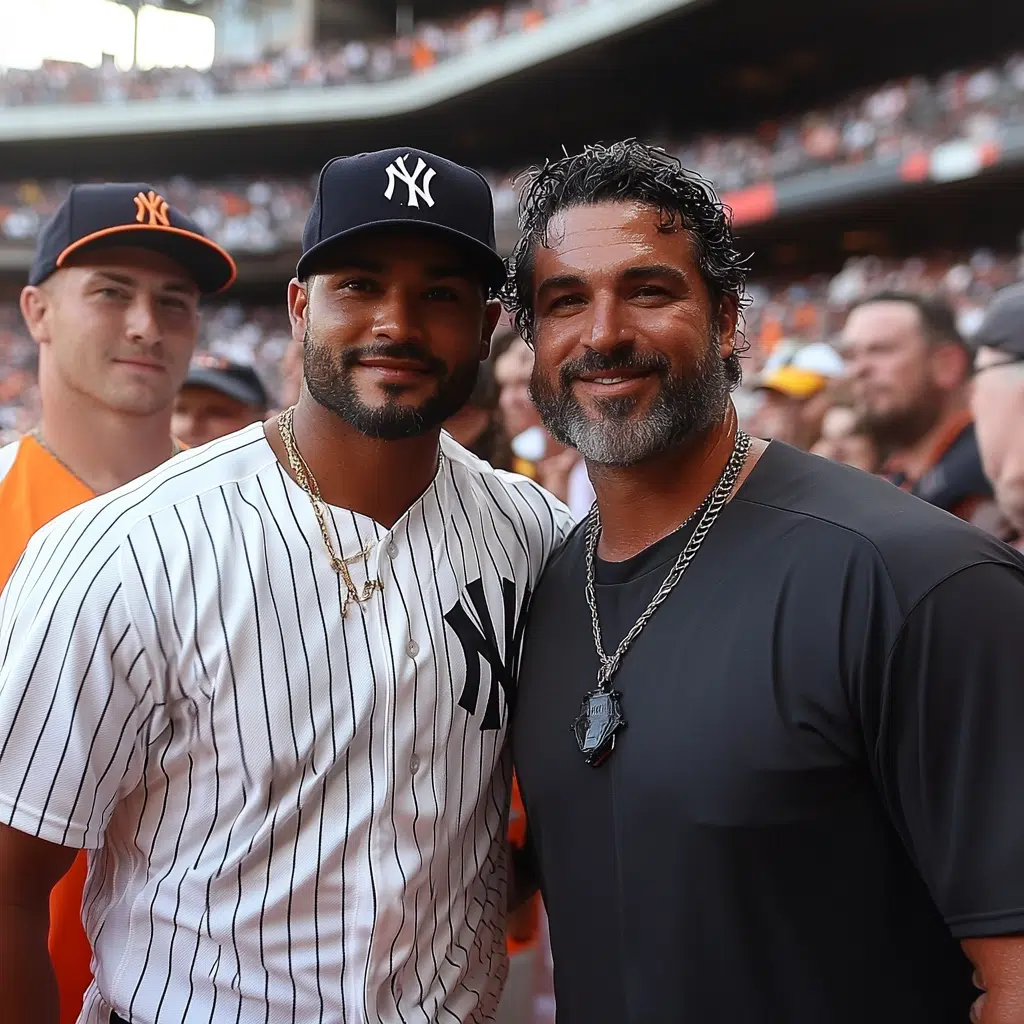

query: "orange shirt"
xmin=0 ymin=435 xmax=94 ymax=1024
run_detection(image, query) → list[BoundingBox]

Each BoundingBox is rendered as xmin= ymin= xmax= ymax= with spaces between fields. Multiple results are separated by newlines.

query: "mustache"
xmin=339 ymin=341 xmax=447 ymax=377
xmin=558 ymin=346 xmax=670 ymax=388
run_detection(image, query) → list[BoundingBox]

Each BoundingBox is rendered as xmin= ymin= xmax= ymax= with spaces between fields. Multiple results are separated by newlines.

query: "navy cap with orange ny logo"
xmin=29 ymin=182 xmax=237 ymax=294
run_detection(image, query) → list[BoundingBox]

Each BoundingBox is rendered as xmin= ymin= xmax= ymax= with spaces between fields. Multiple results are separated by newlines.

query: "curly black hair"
xmin=500 ymin=139 xmax=752 ymax=389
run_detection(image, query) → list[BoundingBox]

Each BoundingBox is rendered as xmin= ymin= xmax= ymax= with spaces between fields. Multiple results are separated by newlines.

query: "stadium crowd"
xmin=1 ymin=49 xmax=1021 ymax=255
xmin=0 ymin=0 xmax=588 ymax=106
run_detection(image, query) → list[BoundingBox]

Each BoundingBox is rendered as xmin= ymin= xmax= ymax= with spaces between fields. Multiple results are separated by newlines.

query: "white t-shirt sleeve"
xmin=0 ymin=518 xmax=161 ymax=850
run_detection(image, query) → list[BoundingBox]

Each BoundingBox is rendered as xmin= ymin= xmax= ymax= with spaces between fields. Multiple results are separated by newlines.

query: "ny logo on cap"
xmin=134 ymin=190 xmax=170 ymax=227
xmin=383 ymin=155 xmax=436 ymax=209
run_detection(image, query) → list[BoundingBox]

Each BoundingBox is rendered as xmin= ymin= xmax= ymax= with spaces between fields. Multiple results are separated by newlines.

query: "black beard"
xmin=856 ymin=394 xmax=945 ymax=451
xmin=302 ymin=326 xmax=480 ymax=441
xmin=529 ymin=333 xmax=729 ymax=467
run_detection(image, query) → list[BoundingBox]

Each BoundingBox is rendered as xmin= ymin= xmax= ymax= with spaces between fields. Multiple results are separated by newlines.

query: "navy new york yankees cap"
xmin=30 ymin=182 xmax=237 ymax=294
xmin=297 ymin=148 xmax=507 ymax=290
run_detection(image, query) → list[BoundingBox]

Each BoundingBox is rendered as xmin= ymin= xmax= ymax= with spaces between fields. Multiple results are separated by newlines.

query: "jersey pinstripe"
xmin=0 ymin=422 xmax=572 ymax=1024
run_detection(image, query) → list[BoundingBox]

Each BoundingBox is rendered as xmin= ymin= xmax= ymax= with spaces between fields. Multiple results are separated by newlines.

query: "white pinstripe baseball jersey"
xmin=0 ymin=422 xmax=572 ymax=1024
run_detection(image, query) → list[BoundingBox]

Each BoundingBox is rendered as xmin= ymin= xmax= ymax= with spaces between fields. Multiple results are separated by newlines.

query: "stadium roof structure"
xmin=0 ymin=0 xmax=694 ymax=142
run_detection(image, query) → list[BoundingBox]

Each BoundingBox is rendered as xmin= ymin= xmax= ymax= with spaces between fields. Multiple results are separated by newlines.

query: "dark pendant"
xmin=572 ymin=689 xmax=627 ymax=767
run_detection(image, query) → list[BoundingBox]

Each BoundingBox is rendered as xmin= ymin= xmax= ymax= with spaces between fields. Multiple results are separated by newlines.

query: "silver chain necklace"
xmin=572 ymin=430 xmax=752 ymax=766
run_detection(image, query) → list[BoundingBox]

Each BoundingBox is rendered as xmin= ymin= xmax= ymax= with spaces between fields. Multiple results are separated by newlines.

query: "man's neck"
xmin=38 ymin=395 xmax=176 ymax=496
xmin=884 ymin=399 xmax=973 ymax=484
xmin=268 ymin=392 xmax=443 ymax=529
xmin=588 ymin=406 xmax=759 ymax=562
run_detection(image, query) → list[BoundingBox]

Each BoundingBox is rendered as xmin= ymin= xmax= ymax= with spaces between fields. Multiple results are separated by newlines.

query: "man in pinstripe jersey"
xmin=0 ymin=149 xmax=572 ymax=1024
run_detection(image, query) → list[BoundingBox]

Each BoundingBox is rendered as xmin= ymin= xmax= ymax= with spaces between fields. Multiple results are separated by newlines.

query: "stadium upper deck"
xmin=0 ymin=0 xmax=692 ymax=143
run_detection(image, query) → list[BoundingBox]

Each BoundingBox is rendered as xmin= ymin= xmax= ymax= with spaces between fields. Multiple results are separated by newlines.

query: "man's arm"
xmin=962 ymin=937 xmax=1024 ymax=1024
xmin=508 ymin=840 xmax=541 ymax=912
xmin=0 ymin=514 xmax=164 ymax=1022
xmin=872 ymin=561 xmax=1024 ymax=1020
xmin=0 ymin=823 xmax=79 ymax=1023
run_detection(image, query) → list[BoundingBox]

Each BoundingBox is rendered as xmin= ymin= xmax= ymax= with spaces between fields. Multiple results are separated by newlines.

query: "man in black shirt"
xmin=501 ymin=140 xmax=1024 ymax=1024
xmin=841 ymin=290 xmax=993 ymax=521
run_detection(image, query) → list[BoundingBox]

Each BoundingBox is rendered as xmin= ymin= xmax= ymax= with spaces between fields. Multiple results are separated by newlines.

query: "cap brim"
xmin=296 ymin=220 xmax=507 ymax=290
xmin=757 ymin=367 xmax=828 ymax=398
xmin=184 ymin=368 xmax=266 ymax=407
xmin=57 ymin=224 xmax=237 ymax=294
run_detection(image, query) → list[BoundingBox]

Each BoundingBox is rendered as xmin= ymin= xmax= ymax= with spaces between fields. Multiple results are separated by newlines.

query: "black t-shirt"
xmin=887 ymin=419 xmax=992 ymax=516
xmin=513 ymin=442 xmax=1024 ymax=1024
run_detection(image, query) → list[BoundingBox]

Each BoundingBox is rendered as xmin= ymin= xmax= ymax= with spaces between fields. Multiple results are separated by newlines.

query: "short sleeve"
xmin=493 ymin=470 xmax=575 ymax=580
xmin=0 ymin=522 xmax=160 ymax=850
xmin=875 ymin=561 xmax=1024 ymax=937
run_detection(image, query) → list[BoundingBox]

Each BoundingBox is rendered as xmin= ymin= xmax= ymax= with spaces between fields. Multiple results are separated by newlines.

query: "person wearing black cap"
xmin=0 ymin=181 xmax=235 ymax=1024
xmin=971 ymin=283 xmax=1024 ymax=547
xmin=0 ymin=150 xmax=570 ymax=1024
xmin=172 ymin=354 xmax=271 ymax=448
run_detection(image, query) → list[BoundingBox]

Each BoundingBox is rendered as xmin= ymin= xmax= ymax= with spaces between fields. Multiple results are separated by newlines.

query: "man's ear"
xmin=931 ymin=341 xmax=971 ymax=391
xmin=716 ymin=294 xmax=739 ymax=361
xmin=288 ymin=278 xmax=309 ymax=345
xmin=19 ymin=284 xmax=51 ymax=347
xmin=481 ymin=299 xmax=503 ymax=360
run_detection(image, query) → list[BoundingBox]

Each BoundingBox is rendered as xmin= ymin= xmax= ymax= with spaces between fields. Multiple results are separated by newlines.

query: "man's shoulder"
xmin=441 ymin=432 xmax=574 ymax=547
xmin=741 ymin=442 xmax=1023 ymax=603
xmin=28 ymin=425 xmax=275 ymax=564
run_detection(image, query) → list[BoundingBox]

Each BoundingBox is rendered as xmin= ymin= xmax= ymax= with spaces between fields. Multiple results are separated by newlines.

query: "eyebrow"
xmin=619 ymin=264 xmax=689 ymax=288
xmin=536 ymin=273 xmax=586 ymax=296
xmin=91 ymin=270 xmax=197 ymax=296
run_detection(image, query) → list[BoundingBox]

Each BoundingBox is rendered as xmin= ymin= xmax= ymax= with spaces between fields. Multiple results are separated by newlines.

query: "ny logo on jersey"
xmin=445 ymin=576 xmax=532 ymax=731
xmin=383 ymin=155 xmax=437 ymax=208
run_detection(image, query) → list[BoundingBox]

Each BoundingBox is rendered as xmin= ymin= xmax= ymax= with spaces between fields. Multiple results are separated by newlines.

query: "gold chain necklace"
xmin=277 ymin=406 xmax=383 ymax=617
xmin=30 ymin=428 xmax=182 ymax=488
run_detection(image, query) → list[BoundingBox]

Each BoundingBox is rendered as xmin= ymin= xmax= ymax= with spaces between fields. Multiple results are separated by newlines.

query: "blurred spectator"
xmin=443 ymin=353 xmax=512 ymax=469
xmin=969 ymin=283 xmax=1024 ymax=547
xmin=172 ymin=355 xmax=270 ymax=448
xmin=810 ymin=405 xmax=879 ymax=473
xmin=841 ymin=291 xmax=993 ymax=520
xmin=198 ymin=303 xmax=292 ymax=400
xmin=752 ymin=341 xmax=846 ymax=450
xmin=492 ymin=334 xmax=589 ymax=507
xmin=495 ymin=336 xmax=546 ymax=472
xmin=276 ymin=338 xmax=305 ymax=412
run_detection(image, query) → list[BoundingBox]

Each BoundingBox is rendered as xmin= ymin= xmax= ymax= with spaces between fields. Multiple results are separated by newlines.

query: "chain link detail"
xmin=277 ymin=406 xmax=384 ymax=616
xmin=584 ymin=430 xmax=752 ymax=690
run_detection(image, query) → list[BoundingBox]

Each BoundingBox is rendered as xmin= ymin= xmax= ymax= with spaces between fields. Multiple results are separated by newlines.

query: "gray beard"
xmin=530 ymin=333 xmax=730 ymax=467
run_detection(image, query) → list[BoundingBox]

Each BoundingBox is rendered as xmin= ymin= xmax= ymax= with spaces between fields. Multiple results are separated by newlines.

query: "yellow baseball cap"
xmin=757 ymin=342 xmax=845 ymax=399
